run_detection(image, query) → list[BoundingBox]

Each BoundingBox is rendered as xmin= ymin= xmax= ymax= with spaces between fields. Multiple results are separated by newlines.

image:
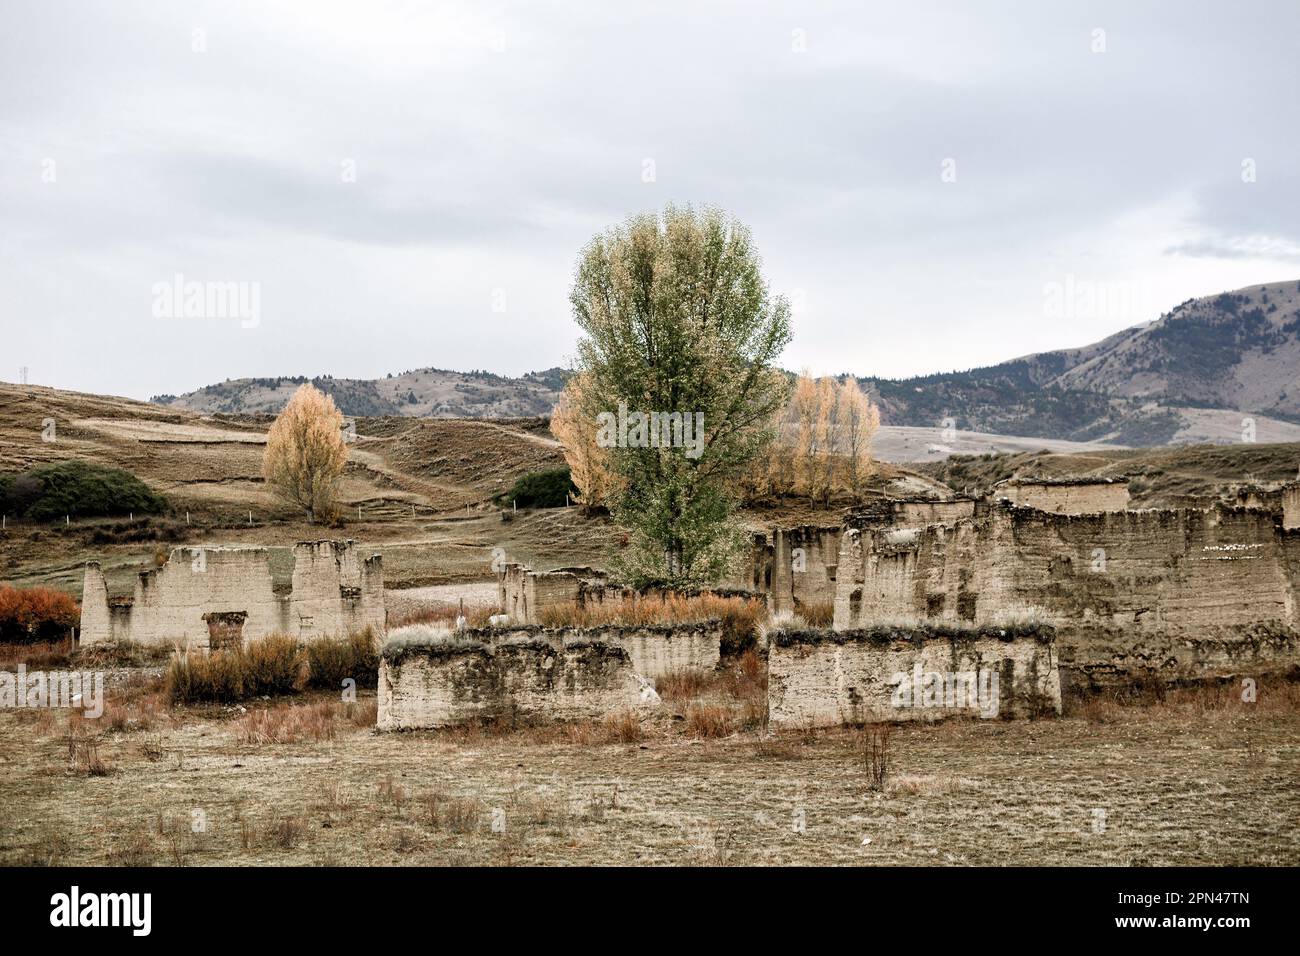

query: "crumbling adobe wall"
xmin=289 ymin=540 xmax=385 ymax=639
xmin=1283 ymin=483 xmax=1300 ymax=530
xmin=81 ymin=547 xmax=282 ymax=648
xmin=377 ymin=631 xmax=655 ymax=730
xmin=767 ymin=624 xmax=1059 ymax=728
xmin=848 ymin=498 xmax=978 ymax=530
xmin=1227 ymin=485 xmax=1284 ymax=514
xmin=892 ymin=498 xmax=978 ymax=527
xmin=498 ymin=563 xmax=584 ymax=624
xmin=993 ymin=479 xmax=1130 ymax=514
xmin=470 ymin=615 xmax=719 ymax=680
xmin=498 ymin=562 xmax=755 ymax=631
xmin=721 ymin=533 xmax=773 ymax=593
xmin=833 ymin=504 xmax=1300 ymax=687
xmin=79 ymin=562 xmax=115 ymax=642
xmin=717 ymin=526 xmax=842 ymax=616
xmin=79 ymin=541 xmax=385 ymax=648
xmin=572 ymin=622 xmax=720 ymax=678
xmin=769 ymin=526 xmax=842 ymax=617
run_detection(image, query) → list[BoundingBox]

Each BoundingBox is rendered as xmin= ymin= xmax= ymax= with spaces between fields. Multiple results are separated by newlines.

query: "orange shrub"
xmin=0 ymin=586 xmax=80 ymax=644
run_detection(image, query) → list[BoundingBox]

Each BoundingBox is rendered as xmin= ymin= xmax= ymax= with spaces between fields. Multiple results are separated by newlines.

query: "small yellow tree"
xmin=550 ymin=372 xmax=622 ymax=510
xmin=836 ymin=376 xmax=880 ymax=498
xmin=767 ymin=372 xmax=881 ymax=503
xmin=262 ymin=384 xmax=349 ymax=522
xmin=791 ymin=371 xmax=838 ymax=503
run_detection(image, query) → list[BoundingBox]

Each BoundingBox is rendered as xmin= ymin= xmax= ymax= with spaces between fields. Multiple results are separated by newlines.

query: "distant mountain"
xmin=156 ymin=280 xmax=1300 ymax=447
xmin=154 ymin=367 xmax=567 ymax=419
xmin=861 ymin=280 xmax=1300 ymax=446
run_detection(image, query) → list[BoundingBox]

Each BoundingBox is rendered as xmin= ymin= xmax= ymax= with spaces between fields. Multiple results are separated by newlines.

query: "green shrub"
xmin=497 ymin=467 xmax=576 ymax=509
xmin=0 ymin=461 xmax=168 ymax=521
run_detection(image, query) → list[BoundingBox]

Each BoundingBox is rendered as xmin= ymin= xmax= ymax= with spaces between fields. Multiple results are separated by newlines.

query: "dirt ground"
xmin=1 ymin=673 xmax=1295 ymax=867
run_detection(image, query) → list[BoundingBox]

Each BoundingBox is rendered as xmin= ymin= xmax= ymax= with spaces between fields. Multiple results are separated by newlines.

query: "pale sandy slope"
xmin=871 ymin=425 xmax=1126 ymax=463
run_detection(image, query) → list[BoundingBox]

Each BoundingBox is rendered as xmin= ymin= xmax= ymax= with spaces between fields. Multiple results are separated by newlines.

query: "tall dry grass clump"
xmin=239 ymin=701 xmax=338 ymax=744
xmin=796 ymin=601 xmax=835 ymax=628
xmin=601 ymin=708 xmax=644 ymax=743
xmin=0 ymin=639 xmax=72 ymax=670
xmin=304 ymin=628 xmax=379 ymax=690
xmin=165 ymin=630 xmax=385 ymax=704
xmin=164 ymin=647 xmax=252 ymax=704
xmin=388 ymin=603 xmax=494 ymax=630
xmin=242 ymin=634 xmax=310 ymax=695
xmin=685 ymin=704 xmax=734 ymax=739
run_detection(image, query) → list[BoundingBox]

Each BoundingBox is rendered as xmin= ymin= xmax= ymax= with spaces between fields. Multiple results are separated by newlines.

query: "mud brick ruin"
xmin=79 ymin=540 xmax=385 ymax=649
xmin=76 ymin=472 xmax=1300 ymax=730
xmin=991 ymin=476 xmax=1130 ymax=514
xmin=767 ymin=623 xmax=1060 ymax=728
xmin=498 ymin=561 xmax=753 ymax=626
xmin=832 ymin=484 xmax=1300 ymax=691
xmin=474 ymin=475 xmax=1300 ymax=730
xmin=377 ymin=629 xmax=659 ymax=730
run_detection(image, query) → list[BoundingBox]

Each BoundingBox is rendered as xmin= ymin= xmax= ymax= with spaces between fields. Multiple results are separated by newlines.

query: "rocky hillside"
xmin=862 ymin=280 xmax=1300 ymax=446
xmin=154 ymin=367 xmax=566 ymax=419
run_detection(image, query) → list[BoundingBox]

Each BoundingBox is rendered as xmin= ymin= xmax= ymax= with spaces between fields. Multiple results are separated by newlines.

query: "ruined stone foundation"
xmin=767 ymin=624 xmax=1060 ymax=729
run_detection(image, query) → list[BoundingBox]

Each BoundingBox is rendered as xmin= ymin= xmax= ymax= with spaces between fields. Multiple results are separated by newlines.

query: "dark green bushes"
xmin=496 ymin=467 xmax=576 ymax=509
xmin=0 ymin=461 xmax=168 ymax=520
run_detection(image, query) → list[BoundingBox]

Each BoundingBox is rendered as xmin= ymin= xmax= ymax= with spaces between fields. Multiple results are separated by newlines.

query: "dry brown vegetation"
xmin=537 ymin=593 xmax=768 ymax=654
xmin=796 ymin=601 xmax=835 ymax=628
xmin=163 ymin=631 xmax=378 ymax=704
xmin=2 ymin=674 xmax=1295 ymax=865
xmin=742 ymin=372 xmax=880 ymax=504
xmin=388 ymin=602 xmax=496 ymax=630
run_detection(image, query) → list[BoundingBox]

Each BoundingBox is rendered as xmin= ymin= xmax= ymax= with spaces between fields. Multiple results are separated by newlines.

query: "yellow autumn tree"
xmin=791 ymin=371 xmax=838 ymax=503
xmin=550 ymin=372 xmax=622 ymax=510
xmin=836 ymin=376 xmax=880 ymax=497
xmin=262 ymin=384 xmax=349 ymax=522
xmin=754 ymin=371 xmax=880 ymax=503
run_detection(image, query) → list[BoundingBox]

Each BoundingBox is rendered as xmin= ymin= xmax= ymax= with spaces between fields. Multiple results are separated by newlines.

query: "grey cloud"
xmin=2 ymin=0 xmax=1298 ymax=400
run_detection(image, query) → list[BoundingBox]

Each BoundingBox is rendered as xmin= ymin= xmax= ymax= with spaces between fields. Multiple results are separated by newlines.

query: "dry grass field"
xmin=0 ymin=658 xmax=1294 ymax=867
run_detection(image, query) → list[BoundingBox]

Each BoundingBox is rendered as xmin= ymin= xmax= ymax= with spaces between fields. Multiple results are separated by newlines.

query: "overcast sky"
xmin=2 ymin=0 xmax=1298 ymax=400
